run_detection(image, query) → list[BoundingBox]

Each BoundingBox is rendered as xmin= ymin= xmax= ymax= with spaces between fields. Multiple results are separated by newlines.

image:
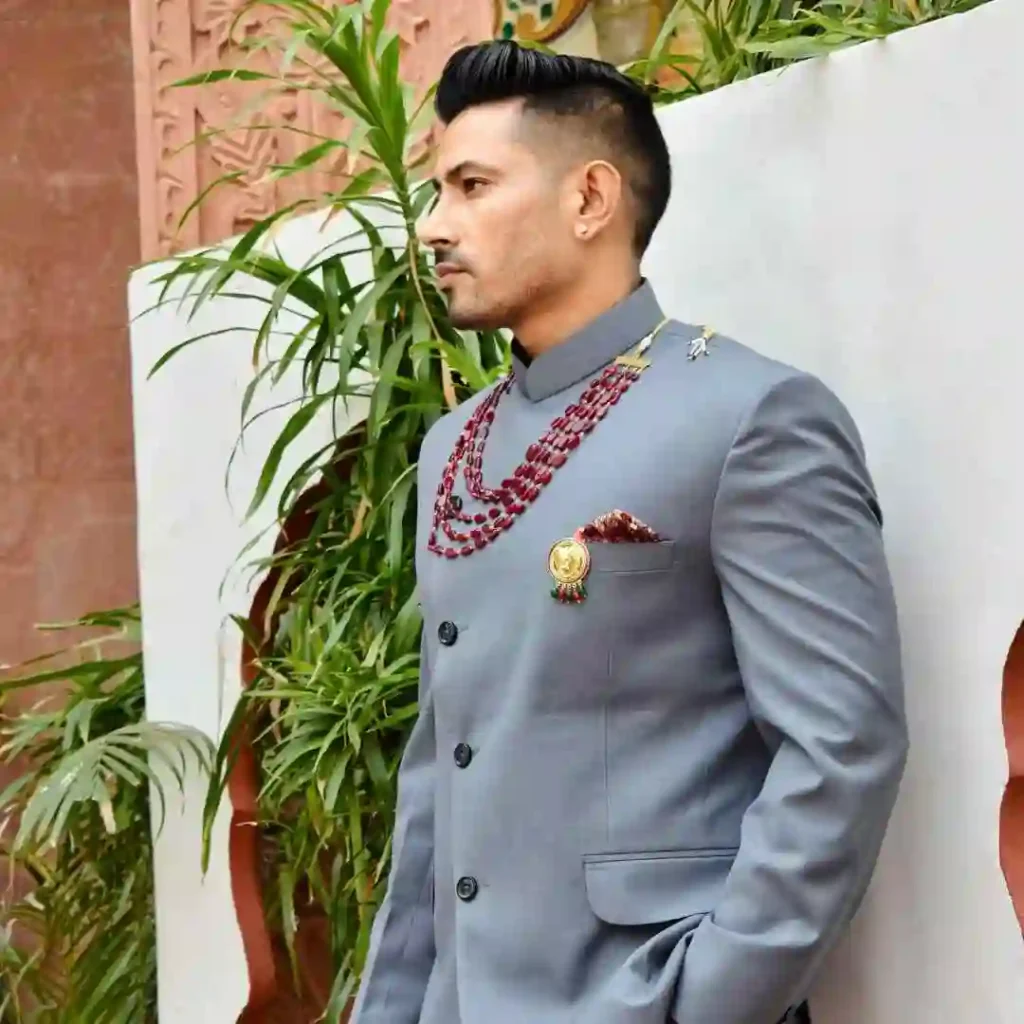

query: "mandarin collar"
xmin=510 ymin=280 xmax=665 ymax=403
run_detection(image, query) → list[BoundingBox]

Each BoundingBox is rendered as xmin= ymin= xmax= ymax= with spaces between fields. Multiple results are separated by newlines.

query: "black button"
xmin=456 ymin=876 xmax=478 ymax=902
xmin=453 ymin=742 xmax=472 ymax=768
xmin=438 ymin=621 xmax=459 ymax=646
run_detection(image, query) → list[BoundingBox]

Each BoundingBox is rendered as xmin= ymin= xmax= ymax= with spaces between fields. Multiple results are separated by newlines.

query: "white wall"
xmin=128 ymin=208 xmax=368 ymax=1023
xmin=129 ymin=1 xmax=1024 ymax=1020
xmin=646 ymin=1 xmax=1024 ymax=1019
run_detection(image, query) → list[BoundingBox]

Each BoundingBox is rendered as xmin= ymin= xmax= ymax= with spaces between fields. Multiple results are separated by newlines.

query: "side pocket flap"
xmin=583 ymin=849 xmax=736 ymax=926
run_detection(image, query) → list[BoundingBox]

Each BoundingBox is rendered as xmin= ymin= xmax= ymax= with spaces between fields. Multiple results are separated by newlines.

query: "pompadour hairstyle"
xmin=435 ymin=40 xmax=672 ymax=256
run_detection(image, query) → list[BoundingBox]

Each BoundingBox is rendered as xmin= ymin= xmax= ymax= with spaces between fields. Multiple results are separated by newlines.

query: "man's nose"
xmin=416 ymin=200 xmax=453 ymax=251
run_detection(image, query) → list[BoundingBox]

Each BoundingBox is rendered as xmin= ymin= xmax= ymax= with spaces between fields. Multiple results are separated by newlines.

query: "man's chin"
xmin=448 ymin=310 xmax=482 ymax=330
xmin=447 ymin=302 xmax=502 ymax=332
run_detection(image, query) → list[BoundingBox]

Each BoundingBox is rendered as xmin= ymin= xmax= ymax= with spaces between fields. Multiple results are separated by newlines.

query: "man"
xmin=352 ymin=41 xmax=907 ymax=1024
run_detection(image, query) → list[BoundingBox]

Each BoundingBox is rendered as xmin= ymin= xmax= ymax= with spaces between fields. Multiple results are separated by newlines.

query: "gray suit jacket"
xmin=351 ymin=283 xmax=908 ymax=1024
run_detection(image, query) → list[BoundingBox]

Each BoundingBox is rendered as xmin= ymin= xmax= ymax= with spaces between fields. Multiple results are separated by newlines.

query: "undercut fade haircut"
xmin=436 ymin=41 xmax=672 ymax=257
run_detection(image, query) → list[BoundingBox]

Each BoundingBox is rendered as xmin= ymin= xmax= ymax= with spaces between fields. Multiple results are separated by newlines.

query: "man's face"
xmin=417 ymin=100 xmax=579 ymax=331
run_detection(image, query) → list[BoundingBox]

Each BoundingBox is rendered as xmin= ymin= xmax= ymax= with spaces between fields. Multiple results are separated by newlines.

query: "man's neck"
xmin=512 ymin=271 xmax=643 ymax=358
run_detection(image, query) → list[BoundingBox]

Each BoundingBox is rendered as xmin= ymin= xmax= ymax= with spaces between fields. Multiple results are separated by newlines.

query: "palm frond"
xmin=0 ymin=608 xmax=212 ymax=1024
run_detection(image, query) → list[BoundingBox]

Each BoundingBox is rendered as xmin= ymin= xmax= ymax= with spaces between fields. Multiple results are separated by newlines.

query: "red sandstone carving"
xmin=130 ymin=0 xmax=203 ymax=258
xmin=130 ymin=0 xmax=492 ymax=260
xmin=1001 ymin=620 xmax=1024 ymax=933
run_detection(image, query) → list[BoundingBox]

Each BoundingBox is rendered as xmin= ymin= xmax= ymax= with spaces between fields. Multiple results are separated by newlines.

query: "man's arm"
xmin=350 ymin=633 xmax=436 ymax=1024
xmin=673 ymin=373 xmax=908 ymax=1024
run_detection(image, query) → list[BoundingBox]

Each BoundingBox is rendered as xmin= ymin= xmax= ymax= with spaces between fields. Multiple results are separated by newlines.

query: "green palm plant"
xmin=632 ymin=0 xmax=992 ymax=99
xmin=738 ymin=0 xmax=992 ymax=59
xmin=0 ymin=608 xmax=213 ymax=1024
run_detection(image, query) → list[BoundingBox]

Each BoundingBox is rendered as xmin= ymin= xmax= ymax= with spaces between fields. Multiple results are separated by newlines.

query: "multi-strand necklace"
xmin=427 ymin=318 xmax=670 ymax=560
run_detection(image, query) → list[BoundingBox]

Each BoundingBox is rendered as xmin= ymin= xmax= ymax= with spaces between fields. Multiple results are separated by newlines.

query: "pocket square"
xmin=575 ymin=510 xmax=663 ymax=544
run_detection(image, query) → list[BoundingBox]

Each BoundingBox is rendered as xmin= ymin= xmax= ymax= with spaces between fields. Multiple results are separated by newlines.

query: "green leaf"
xmin=146 ymin=324 xmax=260 ymax=379
xmin=268 ymin=138 xmax=345 ymax=179
xmin=247 ymin=393 xmax=333 ymax=517
xmin=172 ymin=68 xmax=280 ymax=87
xmin=322 ymin=254 xmax=344 ymax=352
xmin=743 ymin=33 xmax=853 ymax=58
xmin=640 ymin=0 xmax=691 ymax=81
xmin=0 ymin=773 xmax=34 ymax=811
xmin=367 ymin=322 xmax=409 ymax=439
xmin=368 ymin=0 xmax=392 ymax=53
xmin=174 ymin=170 xmax=246 ymax=233
xmin=279 ymin=867 xmax=300 ymax=984
xmin=337 ymin=263 xmax=406 ymax=379
xmin=385 ymin=469 xmax=414 ymax=575
xmin=361 ymin=734 xmax=389 ymax=788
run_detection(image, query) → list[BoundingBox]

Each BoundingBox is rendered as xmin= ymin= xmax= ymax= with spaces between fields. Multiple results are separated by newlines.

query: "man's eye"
xmin=463 ymin=178 xmax=487 ymax=195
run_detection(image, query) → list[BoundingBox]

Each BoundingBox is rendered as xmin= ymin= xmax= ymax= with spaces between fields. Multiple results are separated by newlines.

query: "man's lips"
xmin=435 ymin=262 xmax=467 ymax=280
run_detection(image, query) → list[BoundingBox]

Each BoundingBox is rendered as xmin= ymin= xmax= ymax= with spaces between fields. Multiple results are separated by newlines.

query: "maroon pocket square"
xmin=575 ymin=510 xmax=663 ymax=544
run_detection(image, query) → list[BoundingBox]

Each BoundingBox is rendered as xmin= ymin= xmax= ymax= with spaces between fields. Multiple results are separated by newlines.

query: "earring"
xmin=577 ymin=225 xmax=588 ymax=238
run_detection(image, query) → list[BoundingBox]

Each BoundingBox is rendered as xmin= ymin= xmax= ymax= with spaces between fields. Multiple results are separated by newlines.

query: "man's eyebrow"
xmin=431 ymin=160 xmax=503 ymax=188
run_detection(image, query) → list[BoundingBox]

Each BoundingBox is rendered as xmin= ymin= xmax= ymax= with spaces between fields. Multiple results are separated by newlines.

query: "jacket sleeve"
xmin=672 ymin=373 xmax=908 ymax=1024
xmin=350 ymin=633 xmax=436 ymax=1024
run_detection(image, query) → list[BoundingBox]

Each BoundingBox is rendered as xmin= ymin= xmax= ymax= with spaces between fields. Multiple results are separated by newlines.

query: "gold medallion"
xmin=548 ymin=537 xmax=591 ymax=604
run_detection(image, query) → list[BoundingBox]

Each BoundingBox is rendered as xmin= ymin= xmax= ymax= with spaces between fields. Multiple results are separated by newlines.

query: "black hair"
xmin=435 ymin=40 xmax=672 ymax=256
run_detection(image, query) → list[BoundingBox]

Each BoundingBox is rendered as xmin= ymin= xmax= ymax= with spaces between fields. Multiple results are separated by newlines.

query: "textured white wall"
xmin=647 ymin=1 xmax=1024 ymax=1019
xmin=129 ymin=1 xmax=1023 ymax=1019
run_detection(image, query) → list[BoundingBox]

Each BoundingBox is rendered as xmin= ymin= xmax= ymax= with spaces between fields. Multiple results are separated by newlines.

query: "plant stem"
xmin=404 ymin=225 xmax=458 ymax=411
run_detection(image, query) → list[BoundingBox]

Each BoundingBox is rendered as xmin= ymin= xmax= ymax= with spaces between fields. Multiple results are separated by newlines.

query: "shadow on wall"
xmin=1002 ymin=620 xmax=1024 ymax=934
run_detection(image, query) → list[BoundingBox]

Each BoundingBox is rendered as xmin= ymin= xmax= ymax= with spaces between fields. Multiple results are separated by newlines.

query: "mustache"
xmin=433 ymin=248 xmax=471 ymax=272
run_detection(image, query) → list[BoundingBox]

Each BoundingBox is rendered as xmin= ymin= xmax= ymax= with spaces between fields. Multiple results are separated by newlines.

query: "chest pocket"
xmin=576 ymin=540 xmax=680 ymax=663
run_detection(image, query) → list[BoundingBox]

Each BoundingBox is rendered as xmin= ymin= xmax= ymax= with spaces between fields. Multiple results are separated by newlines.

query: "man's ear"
xmin=571 ymin=160 xmax=623 ymax=241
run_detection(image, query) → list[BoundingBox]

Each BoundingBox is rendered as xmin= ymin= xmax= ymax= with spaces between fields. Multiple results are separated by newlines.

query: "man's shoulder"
xmin=656 ymin=320 xmax=808 ymax=394
xmin=653 ymin=320 xmax=848 ymax=435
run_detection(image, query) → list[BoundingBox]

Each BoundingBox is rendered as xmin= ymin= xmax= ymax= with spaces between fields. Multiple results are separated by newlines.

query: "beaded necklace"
xmin=427 ymin=318 xmax=670 ymax=560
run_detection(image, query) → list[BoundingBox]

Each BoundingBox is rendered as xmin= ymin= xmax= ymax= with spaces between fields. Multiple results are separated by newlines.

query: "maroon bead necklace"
xmin=427 ymin=320 xmax=668 ymax=560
